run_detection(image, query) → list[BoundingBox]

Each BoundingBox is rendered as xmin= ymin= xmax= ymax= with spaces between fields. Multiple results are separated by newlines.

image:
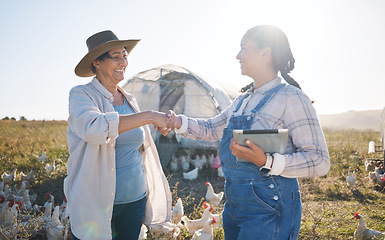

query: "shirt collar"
xmin=253 ymin=77 xmax=282 ymax=94
xmin=91 ymin=77 xmax=115 ymax=103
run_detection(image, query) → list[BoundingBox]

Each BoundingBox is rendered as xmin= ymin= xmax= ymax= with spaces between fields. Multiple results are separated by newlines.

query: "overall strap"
xmin=251 ymin=83 xmax=286 ymax=114
xmin=233 ymin=92 xmax=251 ymax=114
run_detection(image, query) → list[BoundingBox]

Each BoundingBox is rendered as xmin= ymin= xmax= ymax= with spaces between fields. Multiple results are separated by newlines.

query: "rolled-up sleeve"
xmin=176 ymin=103 xmax=236 ymax=142
xmin=68 ymin=87 xmax=119 ymax=145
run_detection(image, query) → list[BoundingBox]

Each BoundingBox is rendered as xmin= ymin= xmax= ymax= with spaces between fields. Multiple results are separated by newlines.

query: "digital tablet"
xmin=233 ymin=129 xmax=288 ymax=162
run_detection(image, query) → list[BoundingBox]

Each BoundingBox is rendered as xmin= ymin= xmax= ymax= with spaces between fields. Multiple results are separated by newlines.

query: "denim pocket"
xmin=226 ymin=179 xmax=280 ymax=214
xmin=249 ymin=180 xmax=280 ymax=213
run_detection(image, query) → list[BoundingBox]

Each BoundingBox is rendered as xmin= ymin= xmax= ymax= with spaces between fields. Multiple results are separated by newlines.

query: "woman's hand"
xmin=154 ymin=110 xmax=182 ymax=136
xmin=152 ymin=111 xmax=174 ymax=136
xmin=229 ymin=139 xmax=267 ymax=167
xmin=166 ymin=110 xmax=182 ymax=129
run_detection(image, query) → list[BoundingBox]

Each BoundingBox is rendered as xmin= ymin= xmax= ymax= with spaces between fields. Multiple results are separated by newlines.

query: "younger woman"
xmin=166 ymin=25 xmax=330 ymax=239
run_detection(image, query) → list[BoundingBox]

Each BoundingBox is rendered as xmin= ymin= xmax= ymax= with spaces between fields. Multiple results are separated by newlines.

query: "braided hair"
xmin=240 ymin=25 xmax=301 ymax=92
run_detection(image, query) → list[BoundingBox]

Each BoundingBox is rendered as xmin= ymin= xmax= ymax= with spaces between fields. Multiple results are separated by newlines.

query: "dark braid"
xmin=280 ymin=58 xmax=301 ymax=89
xmin=281 ymin=71 xmax=301 ymax=89
xmin=241 ymin=82 xmax=253 ymax=93
xmin=246 ymin=25 xmax=302 ymax=90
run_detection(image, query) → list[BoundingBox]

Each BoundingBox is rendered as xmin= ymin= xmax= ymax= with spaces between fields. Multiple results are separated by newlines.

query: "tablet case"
xmin=233 ymin=129 xmax=288 ymax=162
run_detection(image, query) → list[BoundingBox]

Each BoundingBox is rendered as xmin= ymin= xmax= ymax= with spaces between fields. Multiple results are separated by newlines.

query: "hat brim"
xmin=75 ymin=39 xmax=140 ymax=77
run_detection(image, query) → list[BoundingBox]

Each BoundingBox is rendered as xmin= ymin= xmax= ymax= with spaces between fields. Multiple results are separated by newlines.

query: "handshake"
xmin=153 ymin=110 xmax=181 ymax=136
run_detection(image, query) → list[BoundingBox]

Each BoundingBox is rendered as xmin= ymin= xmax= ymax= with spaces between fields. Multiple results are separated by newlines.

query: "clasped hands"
xmin=153 ymin=110 xmax=267 ymax=167
xmin=153 ymin=110 xmax=179 ymax=136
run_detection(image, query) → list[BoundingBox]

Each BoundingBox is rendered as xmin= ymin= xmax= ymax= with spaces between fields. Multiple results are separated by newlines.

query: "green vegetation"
xmin=1 ymin=121 xmax=384 ymax=239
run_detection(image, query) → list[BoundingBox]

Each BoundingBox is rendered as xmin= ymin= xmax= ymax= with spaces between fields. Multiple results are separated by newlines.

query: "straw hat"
xmin=75 ymin=30 xmax=140 ymax=77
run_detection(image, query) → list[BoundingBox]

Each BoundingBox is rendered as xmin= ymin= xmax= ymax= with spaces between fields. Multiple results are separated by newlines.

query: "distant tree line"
xmin=2 ymin=116 xmax=27 ymax=121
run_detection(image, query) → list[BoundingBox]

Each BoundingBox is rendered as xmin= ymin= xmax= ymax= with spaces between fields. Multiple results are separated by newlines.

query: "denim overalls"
xmin=219 ymin=83 xmax=302 ymax=240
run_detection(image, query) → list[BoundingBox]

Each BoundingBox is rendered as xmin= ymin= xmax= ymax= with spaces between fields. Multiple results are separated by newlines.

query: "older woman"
xmin=65 ymin=30 xmax=172 ymax=240
xmin=167 ymin=25 xmax=330 ymax=239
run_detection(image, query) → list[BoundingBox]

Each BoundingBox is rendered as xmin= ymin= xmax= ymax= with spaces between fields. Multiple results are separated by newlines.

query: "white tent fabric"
xmin=121 ymin=64 xmax=240 ymax=167
xmin=122 ymin=64 xmax=239 ymax=118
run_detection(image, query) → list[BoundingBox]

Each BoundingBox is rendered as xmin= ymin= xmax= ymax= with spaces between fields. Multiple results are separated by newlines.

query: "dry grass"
xmin=1 ymin=120 xmax=385 ymax=239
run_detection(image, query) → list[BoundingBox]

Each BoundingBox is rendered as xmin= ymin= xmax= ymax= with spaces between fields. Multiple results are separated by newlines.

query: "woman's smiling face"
xmin=95 ymin=47 xmax=128 ymax=83
xmin=236 ymin=34 xmax=265 ymax=78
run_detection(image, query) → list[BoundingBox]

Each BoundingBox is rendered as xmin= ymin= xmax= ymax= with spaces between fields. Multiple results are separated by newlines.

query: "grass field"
xmin=0 ymin=120 xmax=384 ymax=239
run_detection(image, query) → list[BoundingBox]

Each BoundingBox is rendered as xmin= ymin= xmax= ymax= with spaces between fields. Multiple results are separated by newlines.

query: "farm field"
xmin=0 ymin=120 xmax=385 ymax=239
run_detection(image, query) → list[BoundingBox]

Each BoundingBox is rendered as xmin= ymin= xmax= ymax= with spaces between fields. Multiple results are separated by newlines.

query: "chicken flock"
xmin=144 ymin=180 xmax=224 ymax=240
xmin=346 ymin=157 xmax=385 ymax=192
xmin=347 ymin=158 xmax=385 ymax=240
xmin=4 ymin=142 xmax=385 ymax=239
xmin=0 ymin=148 xmax=68 ymax=239
xmin=0 ymin=148 xmax=224 ymax=240
xmin=343 ymin=141 xmax=385 ymax=240
xmin=170 ymin=151 xmax=224 ymax=181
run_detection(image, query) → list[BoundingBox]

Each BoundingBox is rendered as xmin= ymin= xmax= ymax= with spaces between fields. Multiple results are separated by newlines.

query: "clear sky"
xmin=1 ymin=0 xmax=384 ymax=120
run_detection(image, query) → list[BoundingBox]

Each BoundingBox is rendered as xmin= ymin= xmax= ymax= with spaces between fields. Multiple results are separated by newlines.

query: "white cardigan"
xmin=64 ymin=78 xmax=172 ymax=240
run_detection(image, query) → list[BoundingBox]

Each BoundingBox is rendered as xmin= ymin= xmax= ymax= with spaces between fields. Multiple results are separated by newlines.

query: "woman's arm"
xmin=164 ymin=108 xmax=230 ymax=142
xmin=68 ymin=87 xmax=174 ymax=145
xmin=279 ymin=91 xmax=330 ymax=178
xmin=119 ymin=111 xmax=173 ymax=135
xmin=68 ymin=87 xmax=119 ymax=145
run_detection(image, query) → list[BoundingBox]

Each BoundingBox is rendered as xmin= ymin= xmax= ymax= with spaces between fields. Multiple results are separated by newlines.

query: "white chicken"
xmin=181 ymin=155 xmax=190 ymax=172
xmin=43 ymin=202 xmax=53 ymax=220
xmin=368 ymin=171 xmax=385 ymax=189
xmin=211 ymin=211 xmax=223 ymax=229
xmin=45 ymin=158 xmax=56 ymax=174
xmin=2 ymin=168 xmax=17 ymax=184
xmin=29 ymin=191 xmax=38 ymax=205
xmin=138 ymin=224 xmax=148 ymax=240
xmin=21 ymin=189 xmax=32 ymax=212
xmin=353 ymin=212 xmax=384 ymax=240
xmin=365 ymin=159 xmax=377 ymax=172
xmin=192 ymin=217 xmax=217 ymax=240
xmin=3 ymin=184 xmax=11 ymax=199
xmin=0 ymin=201 xmax=10 ymax=226
xmin=192 ymin=155 xmax=203 ymax=170
xmin=205 ymin=182 xmax=224 ymax=205
xmin=38 ymin=148 xmax=48 ymax=162
xmin=208 ymin=154 xmax=215 ymax=167
xmin=32 ymin=204 xmax=44 ymax=213
xmin=201 ymin=154 xmax=208 ymax=168
xmin=346 ymin=167 xmax=357 ymax=189
xmin=44 ymin=193 xmax=55 ymax=212
xmin=16 ymin=181 xmax=27 ymax=197
xmin=149 ymin=221 xmax=180 ymax=239
xmin=181 ymin=201 xmax=214 ymax=235
xmin=217 ymin=167 xmax=224 ymax=178
xmin=183 ymin=167 xmax=198 ymax=181
xmin=20 ymin=168 xmax=35 ymax=186
xmin=170 ymin=155 xmax=179 ymax=172
xmin=45 ymin=205 xmax=65 ymax=240
xmin=59 ymin=196 xmax=67 ymax=223
xmin=5 ymin=203 xmax=18 ymax=227
xmin=375 ymin=166 xmax=383 ymax=174
xmin=171 ymin=198 xmax=184 ymax=225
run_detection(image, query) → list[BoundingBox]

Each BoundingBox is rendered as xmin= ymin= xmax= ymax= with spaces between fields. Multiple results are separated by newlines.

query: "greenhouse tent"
xmin=121 ymin=64 xmax=240 ymax=167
